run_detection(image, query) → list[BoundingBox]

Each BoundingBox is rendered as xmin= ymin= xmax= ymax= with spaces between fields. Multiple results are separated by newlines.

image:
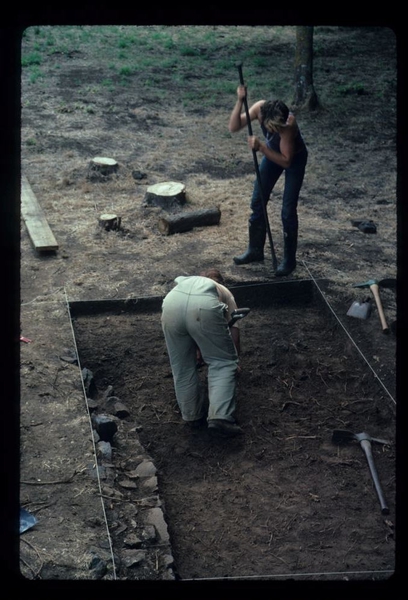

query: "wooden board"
xmin=21 ymin=174 xmax=59 ymax=251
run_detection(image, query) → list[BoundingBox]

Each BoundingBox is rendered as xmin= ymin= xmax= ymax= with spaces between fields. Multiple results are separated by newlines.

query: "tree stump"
xmin=99 ymin=214 xmax=122 ymax=231
xmin=158 ymin=207 xmax=221 ymax=235
xmin=144 ymin=182 xmax=186 ymax=210
xmin=88 ymin=157 xmax=119 ymax=180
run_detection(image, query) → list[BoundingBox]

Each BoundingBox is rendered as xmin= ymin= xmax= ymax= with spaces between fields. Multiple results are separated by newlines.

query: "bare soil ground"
xmin=14 ymin=24 xmax=400 ymax=592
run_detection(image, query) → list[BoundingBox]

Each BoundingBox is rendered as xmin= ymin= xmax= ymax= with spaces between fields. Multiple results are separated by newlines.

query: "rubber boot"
xmin=233 ymin=221 xmax=266 ymax=265
xmin=275 ymin=229 xmax=297 ymax=277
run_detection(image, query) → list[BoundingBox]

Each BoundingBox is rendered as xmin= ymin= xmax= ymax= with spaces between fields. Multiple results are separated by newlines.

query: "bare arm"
xmin=228 ymin=85 xmax=264 ymax=133
xmin=248 ymin=117 xmax=298 ymax=169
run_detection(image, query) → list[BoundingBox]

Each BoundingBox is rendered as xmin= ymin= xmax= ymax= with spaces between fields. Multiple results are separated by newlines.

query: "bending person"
xmin=161 ymin=269 xmax=243 ymax=438
xmin=229 ymin=85 xmax=308 ymax=276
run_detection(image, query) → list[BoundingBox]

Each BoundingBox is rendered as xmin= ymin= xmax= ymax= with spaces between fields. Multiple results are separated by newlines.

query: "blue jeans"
xmin=249 ymin=146 xmax=308 ymax=233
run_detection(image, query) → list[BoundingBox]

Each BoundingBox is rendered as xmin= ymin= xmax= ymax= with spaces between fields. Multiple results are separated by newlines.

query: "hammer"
xmin=353 ymin=278 xmax=396 ymax=334
xmin=332 ymin=429 xmax=391 ymax=515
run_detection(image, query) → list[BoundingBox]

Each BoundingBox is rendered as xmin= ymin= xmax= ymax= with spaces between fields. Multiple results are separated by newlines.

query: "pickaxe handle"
xmin=370 ymin=283 xmax=389 ymax=334
xmin=360 ymin=439 xmax=389 ymax=515
xmin=237 ymin=63 xmax=278 ymax=271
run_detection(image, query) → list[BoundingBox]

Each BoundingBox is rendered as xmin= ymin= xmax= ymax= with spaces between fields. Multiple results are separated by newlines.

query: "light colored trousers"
xmin=161 ymin=276 xmax=239 ymax=422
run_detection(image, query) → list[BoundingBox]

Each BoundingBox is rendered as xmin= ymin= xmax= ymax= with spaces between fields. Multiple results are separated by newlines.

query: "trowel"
xmin=347 ymin=297 xmax=372 ymax=320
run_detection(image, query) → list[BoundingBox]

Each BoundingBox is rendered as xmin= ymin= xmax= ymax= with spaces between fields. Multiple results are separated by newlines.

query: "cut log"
xmin=99 ymin=214 xmax=122 ymax=231
xmin=21 ymin=174 xmax=59 ymax=252
xmin=144 ymin=181 xmax=186 ymax=210
xmin=158 ymin=207 xmax=221 ymax=235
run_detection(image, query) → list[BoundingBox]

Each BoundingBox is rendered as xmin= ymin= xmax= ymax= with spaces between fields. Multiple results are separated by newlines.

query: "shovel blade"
xmin=347 ymin=300 xmax=371 ymax=319
xmin=332 ymin=429 xmax=357 ymax=444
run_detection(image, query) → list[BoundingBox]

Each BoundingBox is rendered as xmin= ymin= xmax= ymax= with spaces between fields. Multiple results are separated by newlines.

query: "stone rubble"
xmin=84 ymin=368 xmax=177 ymax=580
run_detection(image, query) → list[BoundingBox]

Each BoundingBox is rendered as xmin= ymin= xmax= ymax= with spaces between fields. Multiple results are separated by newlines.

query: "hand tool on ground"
xmin=350 ymin=219 xmax=377 ymax=234
xmin=20 ymin=507 xmax=38 ymax=534
xmin=332 ymin=429 xmax=391 ymax=515
xmin=346 ymin=297 xmax=372 ymax=320
xmin=228 ymin=307 xmax=250 ymax=327
xmin=352 ymin=278 xmax=396 ymax=334
xmin=237 ymin=63 xmax=278 ymax=271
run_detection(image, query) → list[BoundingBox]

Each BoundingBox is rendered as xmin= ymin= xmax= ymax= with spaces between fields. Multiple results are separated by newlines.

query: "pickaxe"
xmin=228 ymin=307 xmax=251 ymax=327
xmin=237 ymin=63 xmax=278 ymax=271
xmin=332 ymin=429 xmax=391 ymax=515
xmin=352 ymin=278 xmax=396 ymax=334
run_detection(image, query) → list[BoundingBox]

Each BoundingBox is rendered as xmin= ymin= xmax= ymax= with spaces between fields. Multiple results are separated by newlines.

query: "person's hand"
xmin=236 ymin=364 xmax=242 ymax=376
xmin=237 ymin=85 xmax=246 ymax=101
xmin=248 ymin=135 xmax=260 ymax=151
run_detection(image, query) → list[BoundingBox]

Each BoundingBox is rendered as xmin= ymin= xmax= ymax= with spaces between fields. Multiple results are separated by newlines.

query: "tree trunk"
xmin=99 ymin=214 xmax=121 ymax=231
xmin=292 ymin=26 xmax=320 ymax=111
xmin=158 ymin=207 xmax=221 ymax=235
xmin=144 ymin=182 xmax=186 ymax=210
xmin=88 ymin=157 xmax=119 ymax=179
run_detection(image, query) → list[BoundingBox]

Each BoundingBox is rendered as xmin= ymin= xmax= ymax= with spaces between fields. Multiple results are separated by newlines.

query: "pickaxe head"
xmin=332 ymin=429 xmax=391 ymax=446
xmin=353 ymin=278 xmax=396 ymax=290
xmin=228 ymin=307 xmax=250 ymax=327
xmin=353 ymin=279 xmax=377 ymax=289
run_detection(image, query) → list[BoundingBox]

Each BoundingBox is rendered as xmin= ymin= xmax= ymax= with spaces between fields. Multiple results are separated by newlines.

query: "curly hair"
xmin=200 ymin=268 xmax=225 ymax=285
xmin=260 ymin=99 xmax=289 ymax=131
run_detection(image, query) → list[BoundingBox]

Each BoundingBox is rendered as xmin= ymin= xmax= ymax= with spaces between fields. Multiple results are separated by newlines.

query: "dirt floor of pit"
xmin=70 ymin=281 xmax=396 ymax=581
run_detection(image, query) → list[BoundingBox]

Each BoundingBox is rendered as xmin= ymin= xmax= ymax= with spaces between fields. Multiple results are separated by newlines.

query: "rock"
xmin=139 ymin=525 xmax=157 ymax=543
xmin=88 ymin=555 xmax=108 ymax=579
xmin=135 ymin=460 xmax=157 ymax=477
xmin=86 ymin=397 xmax=99 ymax=412
xmin=118 ymin=479 xmax=137 ymax=490
xmin=124 ymin=534 xmax=143 ymax=549
xmin=60 ymin=348 xmax=78 ymax=364
xmin=122 ymin=549 xmax=147 ymax=568
xmin=91 ymin=414 xmax=118 ymax=442
xmin=101 ymin=385 xmax=114 ymax=401
xmin=161 ymin=554 xmax=175 ymax=569
xmin=82 ymin=367 xmax=97 ymax=397
xmin=105 ymin=397 xmax=130 ymax=418
xmin=132 ymin=170 xmax=146 ymax=180
xmin=96 ymin=441 xmax=112 ymax=461
xmin=100 ymin=485 xmax=124 ymax=501
xmin=141 ymin=476 xmax=158 ymax=493
xmin=123 ymin=469 xmax=140 ymax=480
xmin=88 ymin=463 xmax=107 ymax=480
xmin=144 ymin=508 xmax=170 ymax=543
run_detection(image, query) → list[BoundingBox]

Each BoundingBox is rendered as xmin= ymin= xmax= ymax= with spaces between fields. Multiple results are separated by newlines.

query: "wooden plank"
xmin=21 ymin=174 xmax=58 ymax=251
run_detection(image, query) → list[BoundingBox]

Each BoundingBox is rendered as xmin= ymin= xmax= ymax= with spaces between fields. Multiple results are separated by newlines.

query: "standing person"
xmin=161 ymin=268 xmax=243 ymax=438
xmin=229 ymin=85 xmax=308 ymax=276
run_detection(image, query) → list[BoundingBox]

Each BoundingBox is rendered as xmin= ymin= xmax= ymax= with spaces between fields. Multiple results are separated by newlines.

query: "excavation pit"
xmin=70 ymin=278 xmax=396 ymax=582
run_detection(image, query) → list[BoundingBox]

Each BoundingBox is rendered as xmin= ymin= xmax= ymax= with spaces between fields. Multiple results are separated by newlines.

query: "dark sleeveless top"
xmin=261 ymin=117 xmax=306 ymax=154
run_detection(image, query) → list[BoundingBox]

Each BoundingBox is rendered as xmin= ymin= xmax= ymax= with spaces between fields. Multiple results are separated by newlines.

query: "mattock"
xmin=332 ymin=429 xmax=392 ymax=515
xmin=352 ymin=278 xmax=396 ymax=334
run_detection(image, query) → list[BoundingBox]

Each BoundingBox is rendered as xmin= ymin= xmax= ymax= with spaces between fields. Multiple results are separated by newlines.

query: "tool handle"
xmin=360 ymin=439 xmax=389 ymax=515
xmin=237 ymin=63 xmax=254 ymax=137
xmin=236 ymin=63 xmax=277 ymax=270
xmin=370 ymin=283 xmax=389 ymax=333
